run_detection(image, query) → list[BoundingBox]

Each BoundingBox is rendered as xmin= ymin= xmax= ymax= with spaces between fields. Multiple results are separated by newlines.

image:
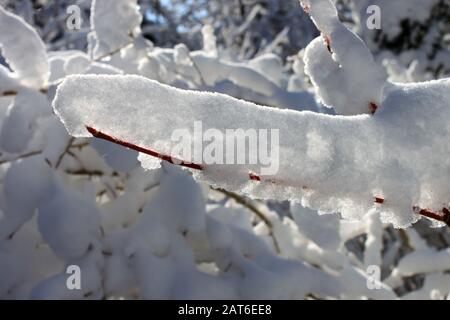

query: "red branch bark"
xmin=322 ymin=34 xmax=332 ymax=53
xmin=369 ymin=102 xmax=378 ymax=114
xmin=85 ymin=125 xmax=449 ymax=227
xmin=86 ymin=126 xmax=203 ymax=170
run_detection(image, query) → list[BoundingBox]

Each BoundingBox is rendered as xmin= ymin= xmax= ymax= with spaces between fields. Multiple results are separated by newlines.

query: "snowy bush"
xmin=0 ymin=0 xmax=449 ymax=300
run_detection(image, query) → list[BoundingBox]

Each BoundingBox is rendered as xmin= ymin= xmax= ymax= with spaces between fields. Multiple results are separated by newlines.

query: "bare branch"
xmin=213 ymin=187 xmax=281 ymax=253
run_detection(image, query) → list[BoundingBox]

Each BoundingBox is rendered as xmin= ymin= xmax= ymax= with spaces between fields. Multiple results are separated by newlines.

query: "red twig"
xmin=85 ymin=126 xmax=450 ymax=227
xmin=374 ymin=197 xmax=384 ymax=204
xmin=249 ymin=172 xmax=261 ymax=181
xmin=86 ymin=126 xmax=203 ymax=170
xmin=375 ymin=196 xmax=450 ymax=226
xmin=413 ymin=206 xmax=450 ymax=227
xmin=415 ymin=208 xmax=444 ymax=222
xmin=322 ymin=34 xmax=332 ymax=53
xmin=369 ymin=102 xmax=378 ymax=115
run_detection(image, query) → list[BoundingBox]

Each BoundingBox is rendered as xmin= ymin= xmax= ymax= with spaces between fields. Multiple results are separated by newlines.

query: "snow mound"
xmin=89 ymin=0 xmax=142 ymax=60
xmin=0 ymin=5 xmax=49 ymax=89
xmin=301 ymin=0 xmax=386 ymax=115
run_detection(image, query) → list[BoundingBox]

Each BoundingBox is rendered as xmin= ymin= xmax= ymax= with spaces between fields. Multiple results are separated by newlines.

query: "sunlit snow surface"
xmin=54 ymin=74 xmax=450 ymax=228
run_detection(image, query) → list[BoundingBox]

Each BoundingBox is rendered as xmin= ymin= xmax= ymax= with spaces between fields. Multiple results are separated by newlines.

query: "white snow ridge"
xmin=53 ymin=74 xmax=450 ymax=228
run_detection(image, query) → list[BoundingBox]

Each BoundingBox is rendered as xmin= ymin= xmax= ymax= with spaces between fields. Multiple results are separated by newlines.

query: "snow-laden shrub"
xmin=0 ymin=0 xmax=449 ymax=300
xmin=349 ymin=0 xmax=450 ymax=81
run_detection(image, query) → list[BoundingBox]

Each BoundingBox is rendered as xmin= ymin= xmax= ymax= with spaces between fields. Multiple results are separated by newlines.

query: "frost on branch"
xmin=54 ymin=74 xmax=450 ymax=228
xmin=301 ymin=0 xmax=386 ymax=115
xmin=0 ymin=5 xmax=49 ymax=90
